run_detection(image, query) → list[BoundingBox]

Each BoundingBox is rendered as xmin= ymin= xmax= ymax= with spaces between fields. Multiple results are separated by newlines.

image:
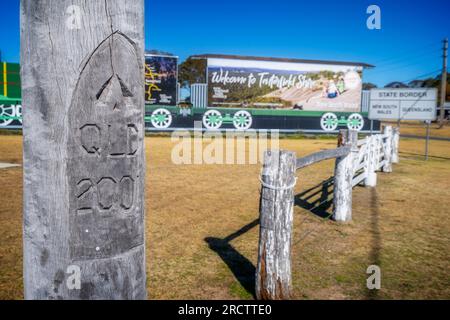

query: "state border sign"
xmin=369 ymin=88 xmax=437 ymax=121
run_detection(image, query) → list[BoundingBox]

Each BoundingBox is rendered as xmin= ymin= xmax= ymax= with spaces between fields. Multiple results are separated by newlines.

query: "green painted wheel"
xmin=16 ymin=105 xmax=22 ymax=124
xmin=151 ymin=108 xmax=172 ymax=129
xmin=320 ymin=112 xmax=338 ymax=132
xmin=347 ymin=113 xmax=364 ymax=132
xmin=0 ymin=104 xmax=16 ymax=127
xmin=233 ymin=110 xmax=253 ymax=130
xmin=202 ymin=110 xmax=223 ymax=130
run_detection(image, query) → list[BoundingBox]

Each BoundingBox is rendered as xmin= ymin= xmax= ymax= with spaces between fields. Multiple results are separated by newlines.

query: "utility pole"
xmin=439 ymin=38 xmax=448 ymax=124
xmin=21 ymin=0 xmax=146 ymax=299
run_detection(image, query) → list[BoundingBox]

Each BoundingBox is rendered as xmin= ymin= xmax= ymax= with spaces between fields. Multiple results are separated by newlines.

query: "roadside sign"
xmin=369 ymin=88 xmax=437 ymax=121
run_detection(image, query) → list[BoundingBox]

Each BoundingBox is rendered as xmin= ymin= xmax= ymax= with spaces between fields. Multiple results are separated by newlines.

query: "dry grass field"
xmin=386 ymin=121 xmax=450 ymax=138
xmin=0 ymin=132 xmax=449 ymax=300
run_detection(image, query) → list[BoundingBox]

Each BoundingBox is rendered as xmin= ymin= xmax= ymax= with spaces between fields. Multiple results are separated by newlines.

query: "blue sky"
xmin=1 ymin=0 xmax=448 ymax=86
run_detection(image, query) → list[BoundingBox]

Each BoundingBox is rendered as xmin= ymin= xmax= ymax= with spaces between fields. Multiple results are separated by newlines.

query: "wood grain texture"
xmin=256 ymin=150 xmax=296 ymax=300
xmin=296 ymin=146 xmax=351 ymax=170
xmin=21 ymin=0 xmax=146 ymax=300
xmin=382 ymin=126 xmax=393 ymax=173
xmin=332 ymin=130 xmax=357 ymax=222
xmin=392 ymin=127 xmax=400 ymax=164
xmin=364 ymin=135 xmax=378 ymax=187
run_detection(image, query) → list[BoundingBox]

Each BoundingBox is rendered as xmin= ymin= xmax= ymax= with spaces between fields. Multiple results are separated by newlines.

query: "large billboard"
xmin=1 ymin=62 xmax=21 ymax=99
xmin=0 ymin=62 xmax=22 ymax=129
xmin=145 ymin=54 xmax=178 ymax=105
xmin=207 ymin=58 xmax=363 ymax=112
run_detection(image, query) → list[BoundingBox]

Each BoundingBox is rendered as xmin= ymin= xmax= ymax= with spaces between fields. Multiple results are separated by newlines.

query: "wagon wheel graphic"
xmin=16 ymin=105 xmax=22 ymax=124
xmin=150 ymin=108 xmax=172 ymax=129
xmin=0 ymin=104 xmax=16 ymax=127
xmin=347 ymin=113 xmax=364 ymax=132
xmin=232 ymin=110 xmax=253 ymax=130
xmin=320 ymin=112 xmax=338 ymax=132
xmin=202 ymin=110 xmax=223 ymax=130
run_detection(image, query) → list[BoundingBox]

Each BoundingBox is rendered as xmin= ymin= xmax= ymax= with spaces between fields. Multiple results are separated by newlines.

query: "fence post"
xmin=256 ymin=150 xmax=296 ymax=300
xmin=333 ymin=130 xmax=357 ymax=222
xmin=376 ymin=135 xmax=383 ymax=171
xmin=392 ymin=127 xmax=400 ymax=164
xmin=365 ymin=136 xmax=377 ymax=187
xmin=383 ymin=126 xmax=393 ymax=172
xmin=21 ymin=0 xmax=146 ymax=299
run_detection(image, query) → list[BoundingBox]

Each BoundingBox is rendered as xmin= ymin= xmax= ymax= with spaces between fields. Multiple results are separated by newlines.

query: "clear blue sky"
xmin=1 ymin=0 xmax=448 ymax=86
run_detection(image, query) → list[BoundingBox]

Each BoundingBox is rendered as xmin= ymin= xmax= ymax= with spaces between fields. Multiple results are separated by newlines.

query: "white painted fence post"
xmin=392 ymin=127 xmax=400 ymax=164
xmin=383 ymin=126 xmax=393 ymax=173
xmin=256 ymin=150 xmax=296 ymax=300
xmin=376 ymin=134 xmax=383 ymax=171
xmin=333 ymin=130 xmax=357 ymax=222
xmin=365 ymin=136 xmax=378 ymax=187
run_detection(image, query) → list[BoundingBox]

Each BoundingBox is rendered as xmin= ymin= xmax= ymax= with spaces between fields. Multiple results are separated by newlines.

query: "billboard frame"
xmin=144 ymin=53 xmax=179 ymax=106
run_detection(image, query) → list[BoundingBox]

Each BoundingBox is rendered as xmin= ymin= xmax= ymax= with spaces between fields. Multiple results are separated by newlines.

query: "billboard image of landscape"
xmin=145 ymin=55 xmax=178 ymax=105
xmin=207 ymin=58 xmax=363 ymax=112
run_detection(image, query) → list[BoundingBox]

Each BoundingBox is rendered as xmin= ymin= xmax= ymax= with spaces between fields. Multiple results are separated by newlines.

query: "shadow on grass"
xmin=366 ymin=187 xmax=382 ymax=300
xmin=399 ymin=151 xmax=450 ymax=161
xmin=294 ymin=177 xmax=334 ymax=219
xmin=204 ymin=219 xmax=259 ymax=299
xmin=294 ymin=175 xmax=384 ymax=298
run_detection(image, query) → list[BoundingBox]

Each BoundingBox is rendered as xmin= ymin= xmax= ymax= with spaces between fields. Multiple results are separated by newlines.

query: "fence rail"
xmin=296 ymin=146 xmax=351 ymax=170
xmin=255 ymin=125 xmax=400 ymax=300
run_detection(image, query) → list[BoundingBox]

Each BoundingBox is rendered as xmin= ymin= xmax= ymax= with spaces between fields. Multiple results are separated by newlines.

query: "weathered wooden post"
xmin=392 ymin=127 xmax=400 ymax=164
xmin=333 ymin=130 xmax=357 ymax=222
xmin=21 ymin=1 xmax=146 ymax=299
xmin=382 ymin=126 xmax=393 ymax=172
xmin=364 ymin=135 xmax=377 ymax=187
xmin=375 ymin=134 xmax=383 ymax=171
xmin=256 ymin=150 xmax=296 ymax=300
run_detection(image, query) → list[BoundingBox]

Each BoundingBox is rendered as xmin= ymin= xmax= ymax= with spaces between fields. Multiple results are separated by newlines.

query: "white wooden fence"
xmin=332 ymin=126 xmax=399 ymax=222
xmin=255 ymin=125 xmax=400 ymax=300
xmin=350 ymin=125 xmax=400 ymax=189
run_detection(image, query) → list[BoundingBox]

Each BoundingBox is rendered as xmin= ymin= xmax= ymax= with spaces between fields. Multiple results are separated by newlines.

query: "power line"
xmin=374 ymin=47 xmax=441 ymax=67
xmin=399 ymin=69 xmax=442 ymax=84
xmin=374 ymin=48 xmax=441 ymax=70
xmin=368 ymin=58 xmax=441 ymax=77
xmin=371 ymin=41 xmax=441 ymax=65
xmin=368 ymin=49 xmax=441 ymax=74
xmin=369 ymin=59 xmax=441 ymax=75
xmin=365 ymin=69 xmax=441 ymax=88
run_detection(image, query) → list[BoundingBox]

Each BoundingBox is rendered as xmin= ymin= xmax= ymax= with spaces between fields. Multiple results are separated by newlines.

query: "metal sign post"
xmin=425 ymin=120 xmax=431 ymax=161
